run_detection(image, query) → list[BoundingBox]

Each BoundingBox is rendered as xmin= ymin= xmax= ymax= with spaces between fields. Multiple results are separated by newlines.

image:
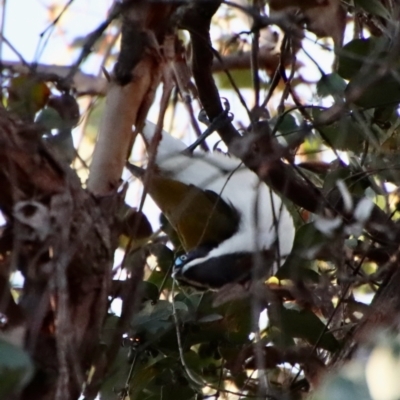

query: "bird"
xmin=127 ymin=121 xmax=295 ymax=289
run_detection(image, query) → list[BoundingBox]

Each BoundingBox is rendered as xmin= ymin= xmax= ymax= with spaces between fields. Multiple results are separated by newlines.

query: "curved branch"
xmin=179 ymin=1 xmax=322 ymax=212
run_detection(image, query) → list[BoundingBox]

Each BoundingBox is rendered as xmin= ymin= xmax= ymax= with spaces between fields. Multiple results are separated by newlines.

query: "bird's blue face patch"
xmin=174 ymin=254 xmax=188 ymax=268
xmin=173 ymin=245 xmax=215 ymax=273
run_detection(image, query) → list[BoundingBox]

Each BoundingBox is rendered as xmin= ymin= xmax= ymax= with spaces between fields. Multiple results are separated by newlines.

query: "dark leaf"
xmin=45 ymin=128 xmax=75 ymax=163
xmin=347 ymin=74 xmax=400 ymax=109
xmin=323 ymin=167 xmax=369 ymax=196
xmin=140 ymin=281 xmax=159 ymax=302
xmin=36 ymin=107 xmax=67 ymax=131
xmin=337 ymin=38 xmax=381 ymax=80
xmin=121 ymin=209 xmax=153 ymax=240
xmin=264 ymin=326 xmax=296 ymax=348
xmin=99 ymin=347 xmax=131 ymax=400
xmin=100 ymin=314 xmax=120 ymax=345
xmin=0 ymin=339 xmax=34 ymax=397
xmin=313 ymin=108 xmax=366 ymax=152
xmin=273 ymin=113 xmax=303 ymax=149
xmin=277 ymin=223 xmax=325 ymax=281
xmin=317 ymin=73 xmax=346 ymax=98
xmin=221 ymin=298 xmax=253 ymax=343
xmin=268 ymin=304 xmax=340 ymax=352
xmin=147 ymin=244 xmax=174 ymax=289
xmin=354 ymin=0 xmax=391 ymax=19
xmin=131 ymin=300 xmax=189 ymax=338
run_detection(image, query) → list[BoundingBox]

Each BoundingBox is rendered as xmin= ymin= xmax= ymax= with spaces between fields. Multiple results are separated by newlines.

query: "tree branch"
xmin=179 ymin=1 xmax=323 ymax=212
xmin=87 ymin=1 xmax=178 ymax=195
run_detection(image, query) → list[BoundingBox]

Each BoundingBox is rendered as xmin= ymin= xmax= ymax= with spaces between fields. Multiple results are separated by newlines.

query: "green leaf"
xmin=132 ymin=300 xmax=190 ymax=338
xmin=0 ymin=339 xmax=34 ymax=397
xmin=323 ymin=167 xmax=351 ymax=192
xmin=181 ymin=293 xmax=252 ymax=347
xmin=99 ymin=347 xmax=131 ymax=400
xmin=124 ymin=249 xmax=147 ymax=274
xmin=120 ymin=208 xmax=153 ymax=241
xmin=338 ymin=39 xmax=370 ymax=80
xmin=222 ymin=298 xmax=253 ymax=343
xmin=323 ymin=167 xmax=369 ymax=196
xmin=140 ymin=281 xmax=159 ymax=302
xmin=132 ymin=300 xmax=174 ymax=336
xmin=148 ymin=244 xmax=174 ymax=274
xmin=173 ymin=292 xmax=204 ymax=315
xmin=337 ymin=37 xmax=396 ymax=111
xmin=354 ymin=0 xmax=391 ymax=20
xmin=273 ymin=113 xmax=305 ymax=148
xmin=264 ymin=326 xmax=296 ymax=348
xmin=37 ymin=105 xmax=76 ymax=163
xmin=101 ymin=314 xmax=120 ymax=345
xmin=147 ymin=244 xmax=174 ymax=289
xmin=273 ymin=113 xmax=299 ymax=135
xmin=45 ymin=128 xmax=75 ymax=164
xmin=268 ymin=305 xmax=340 ymax=352
xmin=36 ymin=107 xmax=67 ymax=131
xmin=313 ymin=108 xmax=365 ymax=152
xmin=182 ymin=350 xmax=210 ymax=374
xmin=145 ymin=382 xmax=196 ymax=400
xmin=373 ymin=105 xmax=397 ymax=128
xmin=337 ymin=38 xmax=382 ymax=80
xmin=347 ymin=74 xmax=400 ymax=109
xmin=292 ymin=223 xmax=328 ymax=251
xmin=198 ymin=342 xmax=219 ymax=359
xmin=127 ymin=361 xmax=161 ymax=400
xmin=317 ymin=73 xmax=346 ymax=98
xmin=276 ymin=255 xmax=319 ymax=282
xmin=277 ymin=223 xmax=325 ymax=281
xmin=126 ymin=357 xmax=199 ymax=399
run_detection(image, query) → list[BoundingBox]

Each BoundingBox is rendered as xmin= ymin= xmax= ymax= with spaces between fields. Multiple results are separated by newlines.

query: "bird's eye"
xmin=174 ymin=254 xmax=188 ymax=268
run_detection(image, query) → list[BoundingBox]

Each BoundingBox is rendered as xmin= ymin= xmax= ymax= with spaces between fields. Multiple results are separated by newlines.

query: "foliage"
xmin=1 ymin=1 xmax=400 ymax=400
xmin=0 ymin=339 xmax=33 ymax=398
xmin=313 ymin=332 xmax=400 ymax=400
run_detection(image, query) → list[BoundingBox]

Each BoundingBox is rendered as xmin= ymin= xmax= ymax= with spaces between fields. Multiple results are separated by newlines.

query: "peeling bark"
xmin=0 ymin=109 xmax=119 ymax=400
xmin=87 ymin=1 xmax=177 ymax=196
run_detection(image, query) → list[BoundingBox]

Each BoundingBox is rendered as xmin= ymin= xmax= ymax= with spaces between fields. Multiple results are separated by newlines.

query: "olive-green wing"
xmin=147 ymin=175 xmax=238 ymax=251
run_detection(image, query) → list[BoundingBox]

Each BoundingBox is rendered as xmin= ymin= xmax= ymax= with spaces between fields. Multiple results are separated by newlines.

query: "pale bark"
xmin=87 ymin=57 xmax=162 ymax=195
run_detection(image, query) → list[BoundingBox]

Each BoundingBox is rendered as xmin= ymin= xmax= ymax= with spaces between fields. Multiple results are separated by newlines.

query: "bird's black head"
xmin=173 ymin=249 xmax=275 ymax=290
